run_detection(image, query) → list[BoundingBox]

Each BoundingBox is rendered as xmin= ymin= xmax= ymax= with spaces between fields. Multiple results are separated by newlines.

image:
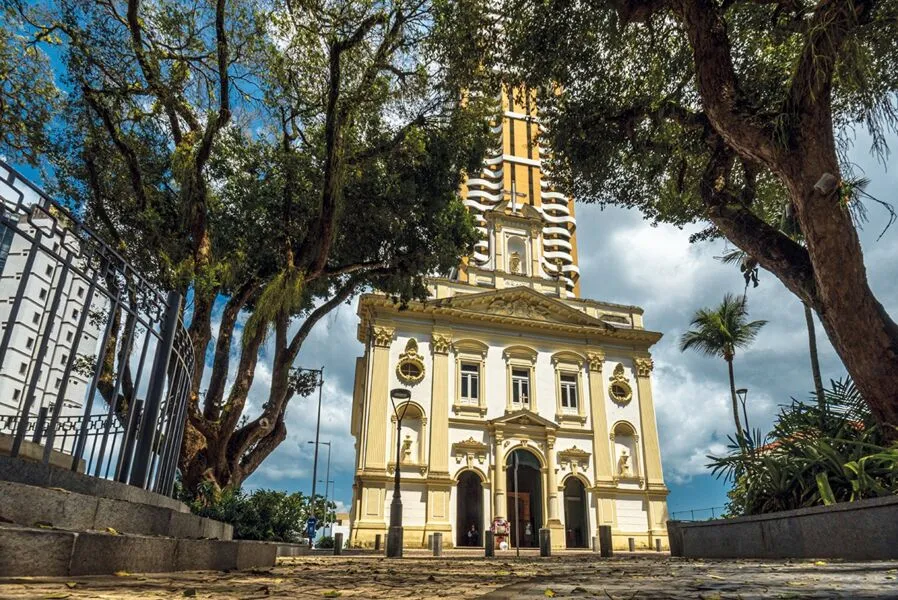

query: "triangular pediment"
xmin=429 ymin=286 xmax=612 ymax=330
xmin=489 ymin=409 xmax=559 ymax=430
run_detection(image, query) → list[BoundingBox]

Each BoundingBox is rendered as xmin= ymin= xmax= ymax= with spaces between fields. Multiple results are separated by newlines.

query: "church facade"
xmin=348 ymin=92 xmax=669 ymax=550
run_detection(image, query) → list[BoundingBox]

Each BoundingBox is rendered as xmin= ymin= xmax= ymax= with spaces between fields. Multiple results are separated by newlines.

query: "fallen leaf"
xmin=707 ymin=575 xmax=725 ymax=580
xmin=544 ymin=589 xmax=556 ymax=598
xmin=814 ymin=560 xmax=827 ymax=566
xmin=35 ymin=521 xmax=54 ymax=529
xmin=496 ymin=570 xmax=511 ymax=576
xmin=113 ymin=571 xmax=130 ymax=577
xmin=64 ymin=582 xmax=77 ymax=589
xmin=105 ymin=527 xmax=119 ymax=535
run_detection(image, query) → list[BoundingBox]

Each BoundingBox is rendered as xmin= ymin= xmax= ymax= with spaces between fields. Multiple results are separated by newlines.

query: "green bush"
xmin=316 ymin=536 xmax=334 ymax=549
xmin=709 ymin=379 xmax=898 ymax=517
xmin=176 ymin=482 xmax=335 ymax=543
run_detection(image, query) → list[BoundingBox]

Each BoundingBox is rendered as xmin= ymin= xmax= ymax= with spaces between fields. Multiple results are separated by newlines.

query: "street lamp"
xmin=387 ymin=388 xmax=411 ymax=558
xmin=298 ymin=366 xmax=324 ymax=547
xmin=311 ymin=441 xmax=332 ymax=532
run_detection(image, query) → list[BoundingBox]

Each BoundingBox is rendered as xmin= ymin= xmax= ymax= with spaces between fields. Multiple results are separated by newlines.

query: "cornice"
xmin=357 ymin=292 xmax=663 ymax=347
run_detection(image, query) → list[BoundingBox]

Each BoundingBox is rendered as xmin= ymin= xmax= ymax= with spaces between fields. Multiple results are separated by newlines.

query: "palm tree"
xmin=717 ymin=248 xmax=826 ymax=408
xmin=680 ymin=293 xmax=767 ymax=448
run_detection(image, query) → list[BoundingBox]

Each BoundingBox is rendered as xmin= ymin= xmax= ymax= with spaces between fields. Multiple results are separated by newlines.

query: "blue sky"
xmin=232 ymin=130 xmax=898 ymax=517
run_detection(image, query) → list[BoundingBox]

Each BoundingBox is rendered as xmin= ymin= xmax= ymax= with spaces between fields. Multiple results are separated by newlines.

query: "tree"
xmin=680 ymin=293 xmax=767 ymax=447
xmin=457 ymin=0 xmax=898 ymax=435
xmin=14 ymin=0 xmax=492 ymax=491
xmin=0 ymin=2 xmax=58 ymax=164
xmin=718 ymin=248 xmax=827 ymax=406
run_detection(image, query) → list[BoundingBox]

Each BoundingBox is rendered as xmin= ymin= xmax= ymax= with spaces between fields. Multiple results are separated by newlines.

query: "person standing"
xmin=466 ymin=523 xmax=479 ymax=546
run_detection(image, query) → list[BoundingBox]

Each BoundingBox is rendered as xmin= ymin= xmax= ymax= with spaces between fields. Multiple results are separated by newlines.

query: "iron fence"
xmin=670 ymin=506 xmax=727 ymax=521
xmin=0 ymin=160 xmax=194 ymax=496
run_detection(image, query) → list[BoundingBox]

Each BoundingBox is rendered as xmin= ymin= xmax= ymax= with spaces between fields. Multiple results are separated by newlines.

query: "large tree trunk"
xmin=803 ymin=302 xmax=826 ymax=409
xmin=674 ymin=0 xmax=898 ymax=440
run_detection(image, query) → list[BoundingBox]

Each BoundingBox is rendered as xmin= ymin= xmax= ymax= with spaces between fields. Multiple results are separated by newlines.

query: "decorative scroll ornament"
xmin=634 ymin=357 xmax=654 ymax=378
xmin=396 ymin=338 xmax=426 ymax=384
xmin=371 ymin=325 xmax=395 ymax=348
xmin=586 ymin=351 xmax=605 ymax=373
xmin=489 ymin=298 xmax=551 ymax=321
xmin=452 ymin=437 xmax=489 ymax=468
xmin=558 ymin=446 xmax=591 ymax=474
xmin=608 ymin=363 xmax=633 ymax=405
xmin=430 ymin=333 xmax=452 ymax=355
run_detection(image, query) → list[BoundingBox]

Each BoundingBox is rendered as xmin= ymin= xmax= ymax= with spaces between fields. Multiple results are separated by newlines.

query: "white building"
xmin=348 ymin=92 xmax=670 ymax=550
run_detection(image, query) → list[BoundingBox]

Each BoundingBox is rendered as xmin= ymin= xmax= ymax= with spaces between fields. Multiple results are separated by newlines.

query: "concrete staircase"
xmin=0 ymin=456 xmax=278 ymax=576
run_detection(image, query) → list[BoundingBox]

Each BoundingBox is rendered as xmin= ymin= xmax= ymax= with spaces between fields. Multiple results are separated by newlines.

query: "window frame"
xmin=453 ymin=339 xmax=488 ymax=417
xmin=503 ymin=345 xmax=538 ymax=413
xmin=552 ymin=352 xmax=587 ymax=424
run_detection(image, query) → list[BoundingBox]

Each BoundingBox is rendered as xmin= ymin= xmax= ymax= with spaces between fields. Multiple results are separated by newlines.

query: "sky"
xmin=235 ymin=129 xmax=898 ymax=518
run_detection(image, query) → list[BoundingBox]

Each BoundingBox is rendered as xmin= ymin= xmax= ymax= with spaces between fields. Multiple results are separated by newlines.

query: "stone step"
xmin=0 ymin=454 xmax=186 ymax=513
xmin=0 ymin=479 xmax=232 ymax=540
xmin=0 ymin=525 xmax=277 ymax=577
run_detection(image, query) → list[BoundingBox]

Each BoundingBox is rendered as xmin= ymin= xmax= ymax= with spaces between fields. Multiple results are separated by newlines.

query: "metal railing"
xmin=670 ymin=506 xmax=727 ymax=521
xmin=0 ymin=160 xmax=194 ymax=496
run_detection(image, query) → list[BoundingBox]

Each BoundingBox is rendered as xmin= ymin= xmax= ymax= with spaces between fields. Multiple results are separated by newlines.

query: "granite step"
xmin=0 ymin=524 xmax=277 ymax=577
xmin=0 ymin=479 xmax=232 ymax=540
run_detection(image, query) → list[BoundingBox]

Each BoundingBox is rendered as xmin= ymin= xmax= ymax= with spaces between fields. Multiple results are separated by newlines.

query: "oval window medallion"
xmin=608 ymin=363 xmax=633 ymax=404
xmin=396 ymin=339 xmax=426 ymax=384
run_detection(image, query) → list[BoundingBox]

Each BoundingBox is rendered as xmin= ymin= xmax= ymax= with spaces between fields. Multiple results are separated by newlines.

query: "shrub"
xmin=176 ymin=482 xmax=335 ymax=543
xmin=708 ymin=378 xmax=898 ymax=517
xmin=316 ymin=536 xmax=334 ymax=549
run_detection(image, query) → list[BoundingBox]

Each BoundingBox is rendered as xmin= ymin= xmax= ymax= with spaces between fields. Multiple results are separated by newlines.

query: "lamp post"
xmin=387 ymin=388 xmax=411 ymax=558
xmin=299 ymin=367 xmax=324 ymax=547
xmin=736 ymin=388 xmax=750 ymax=441
xmin=319 ymin=479 xmax=335 ymax=535
xmin=309 ymin=440 xmax=331 ymax=537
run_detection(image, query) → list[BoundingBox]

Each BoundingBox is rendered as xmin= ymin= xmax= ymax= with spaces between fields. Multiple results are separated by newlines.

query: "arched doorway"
xmin=563 ymin=477 xmax=589 ymax=548
xmin=456 ymin=471 xmax=483 ymax=547
xmin=506 ymin=449 xmax=543 ymax=548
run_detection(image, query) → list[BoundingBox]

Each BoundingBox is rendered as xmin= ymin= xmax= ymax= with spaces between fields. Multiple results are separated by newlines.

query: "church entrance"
xmin=563 ymin=477 xmax=589 ymax=548
xmin=506 ymin=449 xmax=543 ymax=548
xmin=456 ymin=471 xmax=484 ymax=547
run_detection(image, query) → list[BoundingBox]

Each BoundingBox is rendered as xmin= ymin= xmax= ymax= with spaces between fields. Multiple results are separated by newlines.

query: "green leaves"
xmin=709 ymin=379 xmax=898 ymax=517
xmin=680 ymin=293 xmax=767 ymax=360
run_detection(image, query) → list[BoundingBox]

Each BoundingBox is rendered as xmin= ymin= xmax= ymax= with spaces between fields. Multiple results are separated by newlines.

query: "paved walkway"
xmin=0 ymin=552 xmax=896 ymax=599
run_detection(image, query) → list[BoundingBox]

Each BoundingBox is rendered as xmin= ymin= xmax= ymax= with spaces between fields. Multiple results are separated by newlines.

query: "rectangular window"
xmin=45 ymin=265 xmax=53 ymax=277
xmin=560 ymin=373 xmax=578 ymax=409
xmin=12 ymin=389 xmax=20 ymax=401
xmin=19 ymin=362 xmax=27 ymax=375
xmin=54 ymin=378 xmax=61 ymax=389
xmin=66 ymin=331 xmax=73 ymax=343
xmin=71 ymin=309 xmax=79 ymax=319
xmin=60 ymin=354 xmax=67 ymax=365
xmin=512 ymin=368 xmax=530 ymax=406
xmin=26 ymin=337 xmax=34 ymax=349
xmin=460 ymin=363 xmax=479 ymax=403
xmin=32 ymin=311 xmax=40 ymax=325
xmin=39 ymin=288 xmax=47 ymax=300
xmin=77 ymin=286 xmax=85 ymax=298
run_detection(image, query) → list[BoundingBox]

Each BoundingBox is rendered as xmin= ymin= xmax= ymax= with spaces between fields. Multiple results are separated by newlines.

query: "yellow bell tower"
xmin=457 ymin=89 xmax=581 ymax=297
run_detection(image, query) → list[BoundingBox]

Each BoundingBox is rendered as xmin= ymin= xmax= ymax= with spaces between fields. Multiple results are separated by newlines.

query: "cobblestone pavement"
xmin=1 ymin=551 xmax=896 ymax=599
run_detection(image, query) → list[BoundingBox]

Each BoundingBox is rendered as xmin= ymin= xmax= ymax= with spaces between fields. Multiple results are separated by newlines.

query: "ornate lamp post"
xmin=387 ymin=388 xmax=412 ymax=558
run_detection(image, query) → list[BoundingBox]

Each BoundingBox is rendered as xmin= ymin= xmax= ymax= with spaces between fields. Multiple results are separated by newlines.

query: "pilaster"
xmin=493 ymin=431 xmax=506 ymax=519
xmin=363 ymin=325 xmax=394 ymax=471
xmin=545 ymin=433 xmax=565 ymax=548
xmin=424 ymin=331 xmax=452 ymax=541
xmin=633 ymin=356 xmax=667 ymax=491
xmin=586 ymin=350 xmax=614 ymax=486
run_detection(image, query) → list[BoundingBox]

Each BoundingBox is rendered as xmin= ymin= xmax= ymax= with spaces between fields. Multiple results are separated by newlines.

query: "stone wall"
xmin=668 ymin=495 xmax=898 ymax=560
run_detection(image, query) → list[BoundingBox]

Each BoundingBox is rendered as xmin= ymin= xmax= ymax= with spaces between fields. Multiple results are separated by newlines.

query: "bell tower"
xmin=457 ymin=88 xmax=581 ymax=297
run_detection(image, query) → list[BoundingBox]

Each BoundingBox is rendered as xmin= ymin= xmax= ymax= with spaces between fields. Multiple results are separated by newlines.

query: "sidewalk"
xmin=0 ymin=552 xmax=895 ymax=599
